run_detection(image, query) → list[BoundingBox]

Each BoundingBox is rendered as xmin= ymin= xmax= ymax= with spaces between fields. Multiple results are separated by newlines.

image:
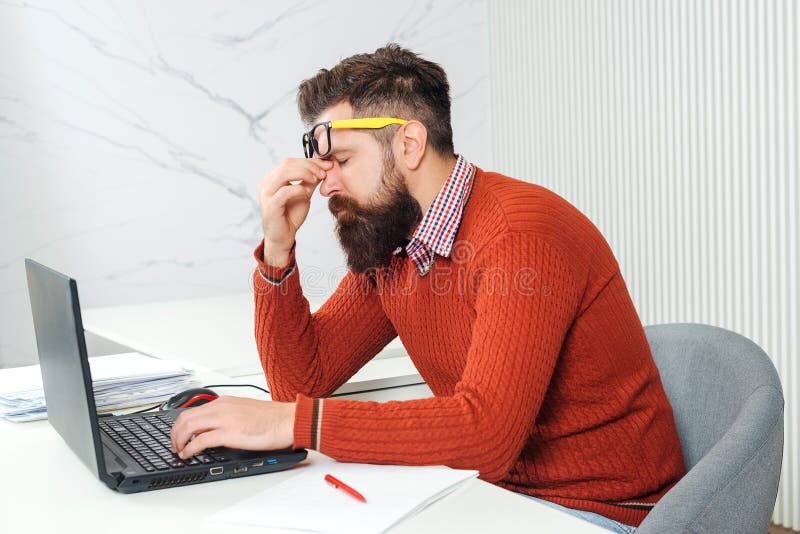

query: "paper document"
xmin=207 ymin=462 xmax=478 ymax=534
xmin=0 ymin=352 xmax=197 ymax=422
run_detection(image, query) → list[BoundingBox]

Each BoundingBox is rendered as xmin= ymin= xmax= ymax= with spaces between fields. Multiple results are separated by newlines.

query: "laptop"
xmin=24 ymin=258 xmax=307 ymax=493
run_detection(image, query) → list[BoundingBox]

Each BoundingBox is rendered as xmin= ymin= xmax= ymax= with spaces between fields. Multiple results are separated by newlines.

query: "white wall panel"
xmin=489 ymin=0 xmax=798 ymax=527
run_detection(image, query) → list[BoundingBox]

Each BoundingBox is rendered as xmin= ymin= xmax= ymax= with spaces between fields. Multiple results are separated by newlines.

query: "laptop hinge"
xmin=107 ymin=471 xmax=124 ymax=485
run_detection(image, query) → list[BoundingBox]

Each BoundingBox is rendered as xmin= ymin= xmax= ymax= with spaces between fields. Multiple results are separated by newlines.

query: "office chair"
xmin=637 ymin=323 xmax=784 ymax=534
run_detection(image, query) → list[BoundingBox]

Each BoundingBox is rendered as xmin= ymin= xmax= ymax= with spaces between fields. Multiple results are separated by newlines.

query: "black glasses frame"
xmin=302 ymin=121 xmax=333 ymax=159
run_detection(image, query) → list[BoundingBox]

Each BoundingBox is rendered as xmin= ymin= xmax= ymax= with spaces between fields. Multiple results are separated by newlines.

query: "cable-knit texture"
xmin=252 ymin=168 xmax=685 ymax=527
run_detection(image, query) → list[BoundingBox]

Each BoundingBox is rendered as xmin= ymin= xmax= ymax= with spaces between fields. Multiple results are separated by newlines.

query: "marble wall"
xmin=0 ymin=1 xmax=491 ymax=367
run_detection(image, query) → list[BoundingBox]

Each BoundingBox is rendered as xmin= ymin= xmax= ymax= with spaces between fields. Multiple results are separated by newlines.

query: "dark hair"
xmin=297 ymin=43 xmax=454 ymax=157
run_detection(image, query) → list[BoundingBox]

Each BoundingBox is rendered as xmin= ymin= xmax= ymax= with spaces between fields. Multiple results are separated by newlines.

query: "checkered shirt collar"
xmin=398 ymin=154 xmax=475 ymax=275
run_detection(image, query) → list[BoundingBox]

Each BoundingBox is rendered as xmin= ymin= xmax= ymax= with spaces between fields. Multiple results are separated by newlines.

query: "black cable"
xmin=202 ymin=383 xmax=270 ymax=395
xmin=114 ymin=383 xmax=271 ymax=415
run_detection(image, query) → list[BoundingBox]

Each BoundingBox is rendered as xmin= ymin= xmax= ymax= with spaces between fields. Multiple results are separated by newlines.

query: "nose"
xmin=319 ymin=167 xmax=342 ymax=198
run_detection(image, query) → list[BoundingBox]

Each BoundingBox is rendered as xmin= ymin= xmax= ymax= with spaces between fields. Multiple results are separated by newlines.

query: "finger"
xmin=270 ymin=184 xmax=313 ymax=211
xmin=290 ymin=158 xmax=331 ymax=179
xmin=262 ymin=160 xmax=328 ymax=197
xmin=262 ymin=169 xmax=320 ymax=198
xmin=170 ymin=408 xmax=199 ymax=452
xmin=173 ymin=416 xmax=217 ymax=455
xmin=170 ymin=411 xmax=186 ymax=453
xmin=171 ymin=409 xmax=219 ymax=454
xmin=178 ymin=429 xmax=225 ymax=459
xmin=172 ymin=400 xmax=222 ymax=449
xmin=289 ymin=179 xmax=318 ymax=198
xmin=309 ymin=157 xmax=335 ymax=171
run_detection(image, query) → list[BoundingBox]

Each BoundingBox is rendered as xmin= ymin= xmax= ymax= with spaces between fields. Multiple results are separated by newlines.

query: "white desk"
xmin=82 ymin=294 xmax=426 ymax=397
xmin=0 ymin=370 xmax=607 ymax=533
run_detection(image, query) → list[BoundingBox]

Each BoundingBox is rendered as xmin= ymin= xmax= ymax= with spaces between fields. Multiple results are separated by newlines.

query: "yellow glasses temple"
xmin=329 ymin=118 xmax=408 ymax=129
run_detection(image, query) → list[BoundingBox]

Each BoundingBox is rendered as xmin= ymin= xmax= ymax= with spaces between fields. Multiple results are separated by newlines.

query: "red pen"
xmin=324 ymin=474 xmax=367 ymax=503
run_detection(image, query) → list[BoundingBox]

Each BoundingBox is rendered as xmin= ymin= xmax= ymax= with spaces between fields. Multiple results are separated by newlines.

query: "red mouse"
xmin=160 ymin=387 xmax=219 ymax=410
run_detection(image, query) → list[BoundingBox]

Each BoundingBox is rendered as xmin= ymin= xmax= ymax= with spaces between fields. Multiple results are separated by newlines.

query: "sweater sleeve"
xmin=293 ymin=233 xmax=582 ymax=482
xmin=252 ymin=239 xmax=398 ymax=402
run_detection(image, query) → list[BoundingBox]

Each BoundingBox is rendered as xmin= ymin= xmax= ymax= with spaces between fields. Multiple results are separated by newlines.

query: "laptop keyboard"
xmin=99 ymin=413 xmax=227 ymax=472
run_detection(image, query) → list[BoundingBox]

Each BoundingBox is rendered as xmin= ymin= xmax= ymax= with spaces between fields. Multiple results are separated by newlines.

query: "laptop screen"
xmin=25 ymin=259 xmax=105 ymax=479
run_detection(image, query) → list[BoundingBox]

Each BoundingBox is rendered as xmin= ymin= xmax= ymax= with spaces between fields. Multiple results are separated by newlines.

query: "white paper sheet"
xmin=207 ymin=462 xmax=478 ymax=534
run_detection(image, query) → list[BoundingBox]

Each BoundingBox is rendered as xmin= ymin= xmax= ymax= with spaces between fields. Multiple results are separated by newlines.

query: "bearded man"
xmin=171 ymin=44 xmax=685 ymax=533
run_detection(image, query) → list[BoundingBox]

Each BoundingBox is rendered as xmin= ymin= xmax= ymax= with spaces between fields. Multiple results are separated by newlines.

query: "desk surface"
xmin=0 ymin=373 xmax=606 ymax=534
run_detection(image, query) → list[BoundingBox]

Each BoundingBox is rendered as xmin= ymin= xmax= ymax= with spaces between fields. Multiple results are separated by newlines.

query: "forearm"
xmin=253 ymin=240 xmax=397 ymax=401
xmin=253 ymin=241 xmax=319 ymax=400
xmin=292 ymin=391 xmax=533 ymax=482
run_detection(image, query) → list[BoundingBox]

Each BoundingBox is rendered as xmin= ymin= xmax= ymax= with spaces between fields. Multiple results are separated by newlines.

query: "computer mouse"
xmin=160 ymin=387 xmax=219 ymax=410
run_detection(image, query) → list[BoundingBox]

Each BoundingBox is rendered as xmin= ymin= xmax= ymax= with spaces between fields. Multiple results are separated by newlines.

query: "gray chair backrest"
xmin=637 ymin=323 xmax=784 ymax=534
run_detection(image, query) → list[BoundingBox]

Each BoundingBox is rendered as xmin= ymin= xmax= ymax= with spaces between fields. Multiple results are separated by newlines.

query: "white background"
xmin=0 ymin=0 xmax=491 ymax=368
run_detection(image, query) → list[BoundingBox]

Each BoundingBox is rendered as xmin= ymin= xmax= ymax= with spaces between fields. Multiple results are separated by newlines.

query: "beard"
xmin=328 ymin=155 xmax=422 ymax=274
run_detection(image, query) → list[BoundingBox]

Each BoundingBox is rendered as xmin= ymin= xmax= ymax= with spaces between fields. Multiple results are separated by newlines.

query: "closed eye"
xmin=337 ymin=159 xmax=349 ymax=167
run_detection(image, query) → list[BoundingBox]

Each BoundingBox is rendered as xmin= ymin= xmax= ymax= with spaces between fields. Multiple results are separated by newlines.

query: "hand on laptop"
xmin=170 ymin=397 xmax=296 ymax=459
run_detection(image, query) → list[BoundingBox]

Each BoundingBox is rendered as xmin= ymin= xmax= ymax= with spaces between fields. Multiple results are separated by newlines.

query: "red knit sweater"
xmin=252 ymin=168 xmax=685 ymax=526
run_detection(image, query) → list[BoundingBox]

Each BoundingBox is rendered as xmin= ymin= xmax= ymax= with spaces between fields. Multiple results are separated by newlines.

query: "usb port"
xmin=251 ymin=460 xmax=264 ymax=467
xmin=209 ymin=466 xmax=223 ymax=475
xmin=266 ymin=458 xmax=278 ymax=464
xmin=233 ymin=465 xmax=248 ymax=473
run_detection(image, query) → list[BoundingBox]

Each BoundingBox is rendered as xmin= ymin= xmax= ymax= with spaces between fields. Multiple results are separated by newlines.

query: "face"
xmin=313 ymin=102 xmax=422 ymax=273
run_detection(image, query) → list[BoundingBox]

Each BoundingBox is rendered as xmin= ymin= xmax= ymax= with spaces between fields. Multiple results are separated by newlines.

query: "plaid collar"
xmin=396 ymin=154 xmax=475 ymax=275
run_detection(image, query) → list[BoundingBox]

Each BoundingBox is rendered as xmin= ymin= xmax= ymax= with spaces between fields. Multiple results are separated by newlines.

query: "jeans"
xmin=519 ymin=494 xmax=637 ymax=533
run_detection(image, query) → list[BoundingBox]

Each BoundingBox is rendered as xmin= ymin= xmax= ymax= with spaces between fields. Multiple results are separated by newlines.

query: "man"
xmin=171 ymin=44 xmax=685 ymax=532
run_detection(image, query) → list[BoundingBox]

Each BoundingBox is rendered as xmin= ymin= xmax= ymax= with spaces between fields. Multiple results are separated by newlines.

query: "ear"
xmin=396 ymin=120 xmax=427 ymax=171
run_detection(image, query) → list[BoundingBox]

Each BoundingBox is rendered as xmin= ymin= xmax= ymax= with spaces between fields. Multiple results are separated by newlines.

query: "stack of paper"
xmin=0 ymin=352 xmax=198 ymax=422
xmin=207 ymin=462 xmax=479 ymax=534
